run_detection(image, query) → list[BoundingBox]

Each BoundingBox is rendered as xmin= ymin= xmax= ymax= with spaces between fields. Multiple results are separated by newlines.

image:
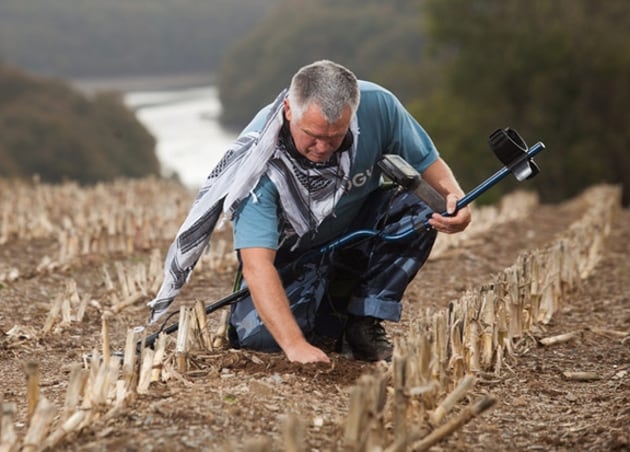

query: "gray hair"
xmin=287 ymin=60 xmax=360 ymax=123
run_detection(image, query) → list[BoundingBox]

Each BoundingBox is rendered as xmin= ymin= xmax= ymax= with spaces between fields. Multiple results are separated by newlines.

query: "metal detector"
xmin=139 ymin=128 xmax=545 ymax=351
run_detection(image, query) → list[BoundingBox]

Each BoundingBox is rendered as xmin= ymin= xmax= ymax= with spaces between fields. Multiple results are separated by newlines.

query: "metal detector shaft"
xmin=140 ymin=286 xmax=250 ymax=351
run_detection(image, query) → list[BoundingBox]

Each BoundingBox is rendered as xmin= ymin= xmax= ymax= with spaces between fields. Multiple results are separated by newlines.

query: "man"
xmin=148 ymin=60 xmax=471 ymax=364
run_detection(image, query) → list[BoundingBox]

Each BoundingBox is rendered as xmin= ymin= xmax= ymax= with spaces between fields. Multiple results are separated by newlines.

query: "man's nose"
xmin=314 ymin=138 xmax=335 ymax=152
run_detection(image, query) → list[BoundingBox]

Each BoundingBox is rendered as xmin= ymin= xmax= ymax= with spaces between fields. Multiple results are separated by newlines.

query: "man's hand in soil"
xmin=284 ymin=340 xmax=330 ymax=364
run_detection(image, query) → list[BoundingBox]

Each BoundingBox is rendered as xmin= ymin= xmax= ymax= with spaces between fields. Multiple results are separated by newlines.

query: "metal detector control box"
xmin=377 ymin=154 xmax=446 ymax=213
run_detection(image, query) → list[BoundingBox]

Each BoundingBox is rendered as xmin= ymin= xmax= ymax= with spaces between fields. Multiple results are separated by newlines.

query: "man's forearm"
xmin=421 ymin=158 xmax=465 ymax=198
xmin=239 ymin=248 xmax=306 ymax=352
xmin=421 ymin=157 xmax=472 ymax=233
xmin=248 ymin=265 xmax=306 ymax=350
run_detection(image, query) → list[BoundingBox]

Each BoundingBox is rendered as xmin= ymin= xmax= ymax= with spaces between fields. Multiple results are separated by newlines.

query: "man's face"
xmin=284 ymin=99 xmax=352 ymax=163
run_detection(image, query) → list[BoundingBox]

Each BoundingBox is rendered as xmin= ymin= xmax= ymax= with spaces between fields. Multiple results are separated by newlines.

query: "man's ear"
xmin=283 ymin=99 xmax=292 ymax=122
xmin=336 ymin=129 xmax=354 ymax=153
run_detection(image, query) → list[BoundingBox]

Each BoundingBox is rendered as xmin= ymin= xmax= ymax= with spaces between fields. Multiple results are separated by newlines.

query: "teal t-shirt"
xmin=232 ymin=80 xmax=439 ymax=251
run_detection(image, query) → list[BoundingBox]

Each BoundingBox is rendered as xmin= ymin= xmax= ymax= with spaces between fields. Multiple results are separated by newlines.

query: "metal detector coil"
xmin=489 ymin=128 xmax=540 ymax=181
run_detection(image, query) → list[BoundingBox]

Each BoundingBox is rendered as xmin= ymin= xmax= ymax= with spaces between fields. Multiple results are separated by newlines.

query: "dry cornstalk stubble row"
xmin=341 ymin=184 xmax=620 ymax=450
xmin=0 ymin=177 xmax=237 ymax=282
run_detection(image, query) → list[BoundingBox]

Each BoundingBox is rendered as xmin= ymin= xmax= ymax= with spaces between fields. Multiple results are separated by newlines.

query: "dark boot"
xmin=344 ymin=315 xmax=393 ymax=362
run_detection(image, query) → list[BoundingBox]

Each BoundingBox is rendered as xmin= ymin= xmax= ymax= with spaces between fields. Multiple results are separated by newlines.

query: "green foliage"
xmin=417 ymin=0 xmax=630 ymax=204
xmin=217 ymin=0 xmax=425 ymax=128
xmin=0 ymin=65 xmax=159 ymax=184
xmin=0 ymin=0 xmax=279 ymax=77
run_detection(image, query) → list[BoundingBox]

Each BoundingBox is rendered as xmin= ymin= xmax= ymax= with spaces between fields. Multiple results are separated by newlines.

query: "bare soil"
xmin=1 ymin=194 xmax=628 ymax=451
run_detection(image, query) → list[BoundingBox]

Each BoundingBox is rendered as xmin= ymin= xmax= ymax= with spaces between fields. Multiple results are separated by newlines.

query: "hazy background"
xmin=1 ymin=0 xmax=628 ymax=204
xmin=0 ymin=0 xmax=278 ymax=78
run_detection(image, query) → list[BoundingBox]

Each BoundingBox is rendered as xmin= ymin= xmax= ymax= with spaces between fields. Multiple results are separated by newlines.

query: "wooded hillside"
xmin=0 ymin=65 xmax=159 ymax=184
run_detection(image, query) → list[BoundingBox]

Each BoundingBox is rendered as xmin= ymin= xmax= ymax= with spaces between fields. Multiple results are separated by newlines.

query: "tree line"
xmin=217 ymin=0 xmax=426 ymax=127
xmin=415 ymin=0 xmax=630 ymax=205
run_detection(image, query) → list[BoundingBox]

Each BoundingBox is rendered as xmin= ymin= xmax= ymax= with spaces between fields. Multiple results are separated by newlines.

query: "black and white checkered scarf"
xmin=147 ymin=90 xmax=358 ymax=325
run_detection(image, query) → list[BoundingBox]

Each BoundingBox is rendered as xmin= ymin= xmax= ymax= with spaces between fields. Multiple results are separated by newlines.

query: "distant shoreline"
xmin=69 ymin=72 xmax=216 ymax=95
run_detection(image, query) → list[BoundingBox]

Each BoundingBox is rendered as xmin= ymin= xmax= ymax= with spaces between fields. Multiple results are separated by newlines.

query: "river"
xmin=123 ymin=85 xmax=238 ymax=189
